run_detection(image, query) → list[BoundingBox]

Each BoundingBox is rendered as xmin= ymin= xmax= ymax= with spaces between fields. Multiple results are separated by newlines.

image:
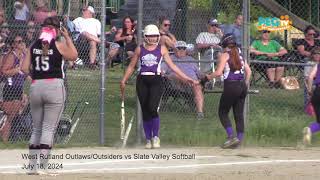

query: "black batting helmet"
xmin=220 ymin=33 xmax=236 ymax=48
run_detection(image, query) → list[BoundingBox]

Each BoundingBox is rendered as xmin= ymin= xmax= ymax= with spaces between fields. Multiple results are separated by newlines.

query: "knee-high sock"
xmin=309 ymin=122 xmax=320 ymax=134
xmin=152 ymin=117 xmax=160 ymax=137
xmin=28 ymin=144 xmax=40 ymax=173
xmin=237 ymin=132 xmax=244 ymax=141
xmin=226 ymin=126 xmax=234 ymax=139
xmin=39 ymin=144 xmax=52 ymax=170
xmin=143 ymin=120 xmax=153 ymax=140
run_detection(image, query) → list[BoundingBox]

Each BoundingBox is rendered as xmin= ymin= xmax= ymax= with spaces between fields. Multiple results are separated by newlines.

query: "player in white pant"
xmin=22 ymin=16 xmax=78 ymax=174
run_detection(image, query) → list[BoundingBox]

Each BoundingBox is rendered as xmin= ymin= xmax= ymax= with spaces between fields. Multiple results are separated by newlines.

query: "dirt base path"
xmin=0 ymin=146 xmax=319 ymax=180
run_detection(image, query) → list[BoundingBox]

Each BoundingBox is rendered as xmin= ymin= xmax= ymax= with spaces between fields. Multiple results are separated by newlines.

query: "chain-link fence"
xmin=0 ymin=0 xmax=105 ymax=146
xmin=1 ymin=0 xmax=320 ymax=148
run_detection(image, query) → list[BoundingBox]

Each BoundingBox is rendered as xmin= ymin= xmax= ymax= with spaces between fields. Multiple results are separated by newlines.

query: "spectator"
xmin=32 ymin=0 xmax=57 ymax=24
xmin=73 ymin=5 xmax=101 ymax=68
xmin=14 ymin=0 xmax=30 ymax=23
xmin=162 ymin=41 xmax=205 ymax=119
xmin=108 ymin=16 xmax=136 ymax=66
xmin=221 ymin=15 xmax=243 ymax=47
xmin=297 ymin=25 xmax=320 ymax=60
xmin=196 ymin=18 xmax=223 ymax=53
xmin=158 ymin=16 xmax=176 ymax=50
xmin=0 ymin=22 xmax=10 ymax=53
xmin=24 ymin=20 xmax=37 ymax=46
xmin=250 ymin=30 xmax=288 ymax=88
xmin=0 ymin=7 xmax=6 ymax=26
xmin=0 ymin=34 xmax=28 ymax=143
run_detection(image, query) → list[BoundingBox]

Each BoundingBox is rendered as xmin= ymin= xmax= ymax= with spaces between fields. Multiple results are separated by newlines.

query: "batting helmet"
xmin=220 ymin=33 xmax=237 ymax=48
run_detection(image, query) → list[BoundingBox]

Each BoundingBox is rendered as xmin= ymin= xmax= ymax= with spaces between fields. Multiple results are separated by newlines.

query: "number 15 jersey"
xmin=30 ymin=39 xmax=64 ymax=80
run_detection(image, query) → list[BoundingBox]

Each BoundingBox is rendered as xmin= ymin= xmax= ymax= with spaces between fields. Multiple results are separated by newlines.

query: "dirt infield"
xmin=0 ymin=146 xmax=319 ymax=180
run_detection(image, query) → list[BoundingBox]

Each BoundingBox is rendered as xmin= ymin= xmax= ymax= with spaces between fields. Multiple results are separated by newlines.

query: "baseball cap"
xmin=83 ymin=6 xmax=95 ymax=14
xmin=208 ymin=18 xmax=219 ymax=26
xmin=175 ymin=41 xmax=187 ymax=48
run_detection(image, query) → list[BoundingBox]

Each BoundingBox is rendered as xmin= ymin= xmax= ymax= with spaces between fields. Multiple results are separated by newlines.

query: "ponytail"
xmin=228 ymin=44 xmax=241 ymax=71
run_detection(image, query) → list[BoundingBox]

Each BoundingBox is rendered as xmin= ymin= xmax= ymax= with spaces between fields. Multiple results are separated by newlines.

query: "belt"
xmin=140 ymin=72 xmax=161 ymax=75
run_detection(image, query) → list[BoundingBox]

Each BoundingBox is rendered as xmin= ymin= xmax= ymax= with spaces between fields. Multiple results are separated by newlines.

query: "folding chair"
xmin=159 ymin=77 xmax=196 ymax=113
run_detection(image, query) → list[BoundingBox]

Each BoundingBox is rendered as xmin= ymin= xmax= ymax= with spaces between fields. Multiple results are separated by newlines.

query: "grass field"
xmin=0 ymin=65 xmax=319 ymax=149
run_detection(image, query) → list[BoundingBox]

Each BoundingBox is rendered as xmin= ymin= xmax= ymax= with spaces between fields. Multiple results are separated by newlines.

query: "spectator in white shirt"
xmin=73 ymin=5 xmax=101 ymax=66
xmin=14 ymin=0 xmax=29 ymax=22
xmin=196 ymin=18 xmax=223 ymax=52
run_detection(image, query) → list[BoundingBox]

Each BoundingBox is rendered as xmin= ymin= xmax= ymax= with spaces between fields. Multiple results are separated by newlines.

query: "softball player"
xmin=120 ymin=24 xmax=197 ymax=149
xmin=304 ymin=47 xmax=320 ymax=145
xmin=21 ymin=16 xmax=78 ymax=174
xmin=204 ymin=33 xmax=251 ymax=148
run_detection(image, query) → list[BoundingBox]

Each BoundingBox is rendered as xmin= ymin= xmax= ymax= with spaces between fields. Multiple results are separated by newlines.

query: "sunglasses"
xmin=210 ymin=24 xmax=218 ymax=27
xmin=177 ymin=47 xmax=187 ymax=50
xmin=14 ymin=40 xmax=23 ymax=44
xmin=308 ymin=33 xmax=316 ymax=36
xmin=164 ymin=24 xmax=171 ymax=27
xmin=262 ymin=30 xmax=270 ymax=33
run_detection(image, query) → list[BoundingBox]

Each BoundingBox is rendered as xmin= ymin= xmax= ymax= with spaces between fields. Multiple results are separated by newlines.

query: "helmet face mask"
xmin=144 ymin=24 xmax=160 ymax=45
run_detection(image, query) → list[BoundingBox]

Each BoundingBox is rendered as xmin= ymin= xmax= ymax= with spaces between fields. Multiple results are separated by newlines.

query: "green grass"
xmin=0 ymin=66 xmax=319 ymax=149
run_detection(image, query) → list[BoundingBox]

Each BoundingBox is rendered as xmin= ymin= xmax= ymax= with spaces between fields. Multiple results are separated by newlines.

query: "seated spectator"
xmin=14 ymin=0 xmax=30 ymax=23
xmin=297 ymin=25 xmax=320 ymax=60
xmin=221 ymin=15 xmax=243 ymax=47
xmin=158 ymin=16 xmax=176 ymax=51
xmin=304 ymin=47 xmax=320 ymax=107
xmin=32 ymin=0 xmax=57 ymax=24
xmin=72 ymin=5 xmax=101 ymax=68
xmin=196 ymin=18 xmax=223 ymax=56
xmin=250 ymin=30 xmax=288 ymax=88
xmin=0 ymin=35 xmax=28 ymax=143
xmin=162 ymin=41 xmax=204 ymax=119
xmin=107 ymin=16 xmax=136 ymax=67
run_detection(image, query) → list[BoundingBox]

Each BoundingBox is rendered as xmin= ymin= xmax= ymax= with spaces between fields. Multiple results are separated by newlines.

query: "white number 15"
xmin=35 ymin=56 xmax=50 ymax=71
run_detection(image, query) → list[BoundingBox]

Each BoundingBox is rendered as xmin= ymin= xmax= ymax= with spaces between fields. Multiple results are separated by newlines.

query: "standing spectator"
xmin=21 ymin=16 xmax=77 ymax=174
xmin=14 ymin=0 xmax=30 ymax=23
xmin=204 ymin=34 xmax=251 ymax=148
xmin=120 ymin=25 xmax=197 ymax=149
xmin=158 ymin=16 xmax=177 ymax=50
xmin=221 ymin=15 xmax=243 ymax=47
xmin=250 ymin=30 xmax=288 ymax=88
xmin=196 ymin=18 xmax=223 ymax=53
xmin=0 ymin=34 xmax=28 ymax=143
xmin=24 ymin=20 xmax=37 ymax=46
xmin=0 ymin=7 xmax=5 ymax=26
xmin=304 ymin=47 xmax=320 ymax=146
xmin=32 ymin=0 xmax=57 ymax=24
xmin=73 ymin=5 xmax=101 ymax=67
xmin=162 ymin=41 xmax=205 ymax=119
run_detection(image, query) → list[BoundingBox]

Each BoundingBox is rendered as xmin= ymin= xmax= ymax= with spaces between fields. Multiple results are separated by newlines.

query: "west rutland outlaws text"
xmin=21 ymin=153 xmax=196 ymax=160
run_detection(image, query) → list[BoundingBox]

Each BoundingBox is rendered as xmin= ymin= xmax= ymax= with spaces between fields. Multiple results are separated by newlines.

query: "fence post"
xmin=136 ymin=0 xmax=144 ymax=145
xmin=242 ymin=0 xmax=250 ymax=124
xmin=99 ymin=0 xmax=106 ymax=145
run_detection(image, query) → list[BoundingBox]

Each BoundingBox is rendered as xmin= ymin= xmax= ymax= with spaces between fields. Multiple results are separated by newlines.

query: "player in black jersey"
xmin=21 ymin=16 xmax=78 ymax=174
